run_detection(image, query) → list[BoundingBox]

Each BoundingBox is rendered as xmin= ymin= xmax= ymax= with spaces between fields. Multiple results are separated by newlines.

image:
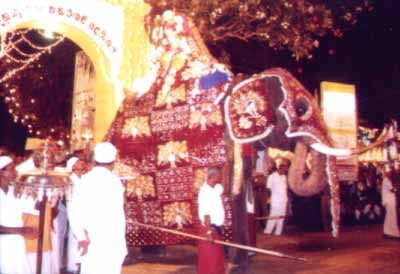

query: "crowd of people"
xmin=0 ymin=142 xmax=127 ymax=274
xmin=339 ymin=161 xmax=400 ymax=239
xmin=252 ymin=156 xmax=400 ymax=239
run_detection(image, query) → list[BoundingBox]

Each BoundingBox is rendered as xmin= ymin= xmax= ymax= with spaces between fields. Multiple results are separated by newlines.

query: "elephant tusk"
xmin=311 ymin=124 xmax=393 ymax=157
xmin=310 ymin=143 xmax=352 ymax=157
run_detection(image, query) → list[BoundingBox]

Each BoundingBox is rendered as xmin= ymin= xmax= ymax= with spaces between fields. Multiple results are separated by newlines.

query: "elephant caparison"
xmin=105 ymin=9 xmax=348 ymax=251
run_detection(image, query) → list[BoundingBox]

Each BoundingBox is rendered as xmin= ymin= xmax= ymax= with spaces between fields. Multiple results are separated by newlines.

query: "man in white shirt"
xmin=64 ymin=156 xmax=86 ymax=273
xmin=0 ymin=155 xmax=37 ymax=274
xmin=197 ymin=167 xmax=225 ymax=274
xmin=264 ymin=160 xmax=289 ymax=235
xmin=70 ymin=142 xmax=127 ymax=274
xmin=198 ymin=168 xmax=225 ymax=230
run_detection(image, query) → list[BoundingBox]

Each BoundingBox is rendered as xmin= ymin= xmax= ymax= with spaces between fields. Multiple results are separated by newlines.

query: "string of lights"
xmin=0 ymin=28 xmax=66 ymax=139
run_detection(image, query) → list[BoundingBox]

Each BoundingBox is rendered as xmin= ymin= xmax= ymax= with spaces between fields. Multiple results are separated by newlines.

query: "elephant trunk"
xmin=288 ymin=140 xmax=340 ymax=237
xmin=288 ymin=141 xmax=327 ymax=197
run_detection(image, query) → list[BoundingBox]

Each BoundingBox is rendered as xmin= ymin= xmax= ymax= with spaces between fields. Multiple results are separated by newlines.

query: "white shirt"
xmin=266 ymin=171 xmax=288 ymax=204
xmin=198 ymin=183 xmax=225 ymax=226
xmin=0 ymin=186 xmax=36 ymax=227
xmin=382 ymin=176 xmax=396 ymax=206
xmin=70 ymin=166 xmax=127 ymax=259
xmin=0 ymin=186 xmax=35 ymax=274
xmin=66 ymin=173 xmax=82 ymax=238
xmin=0 ymin=187 xmax=24 ymax=227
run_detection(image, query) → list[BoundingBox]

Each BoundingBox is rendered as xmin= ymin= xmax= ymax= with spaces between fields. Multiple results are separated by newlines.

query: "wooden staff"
xmin=255 ymin=215 xmax=286 ymax=220
xmin=128 ymin=220 xmax=307 ymax=262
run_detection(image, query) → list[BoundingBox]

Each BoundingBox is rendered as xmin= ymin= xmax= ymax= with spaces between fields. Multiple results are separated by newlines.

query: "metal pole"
xmin=129 ymin=221 xmax=307 ymax=261
xmin=255 ymin=215 xmax=286 ymax=220
xmin=36 ymin=197 xmax=47 ymax=274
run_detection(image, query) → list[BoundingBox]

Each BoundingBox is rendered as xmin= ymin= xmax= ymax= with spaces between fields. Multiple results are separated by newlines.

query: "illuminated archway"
xmin=16 ymin=20 xmax=119 ymax=143
xmin=0 ymin=0 xmax=152 ymax=142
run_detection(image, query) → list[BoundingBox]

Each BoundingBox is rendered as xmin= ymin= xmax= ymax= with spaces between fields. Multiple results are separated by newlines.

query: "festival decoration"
xmin=122 ymin=116 xmax=151 ymax=138
xmin=0 ymin=28 xmax=74 ymax=140
xmin=157 ymin=140 xmax=189 ymax=168
xmin=69 ymin=50 xmax=96 ymax=152
xmin=193 ymin=168 xmax=207 ymax=190
xmin=358 ymin=126 xmax=380 ymax=145
xmin=112 ymin=161 xmax=139 ymax=179
xmin=155 ymin=84 xmax=186 ymax=109
xmin=162 ymin=201 xmax=193 ymax=229
xmin=126 ymin=175 xmax=155 ymax=201
xmin=0 ymin=29 xmax=65 ymax=83
xmin=225 ymin=79 xmax=273 ymax=143
xmin=189 ymin=102 xmax=223 ymax=130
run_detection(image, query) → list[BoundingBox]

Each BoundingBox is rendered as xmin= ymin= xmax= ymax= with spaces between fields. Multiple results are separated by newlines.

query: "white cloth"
xmin=53 ymin=166 xmax=69 ymax=270
xmin=66 ymin=229 xmax=79 ymax=272
xmin=70 ymin=166 xmax=127 ymax=274
xmin=66 ymin=157 xmax=79 ymax=172
xmin=0 ymin=187 xmax=33 ymax=274
xmin=27 ymin=252 xmax=56 ymax=274
xmin=24 ymin=197 xmax=59 ymax=274
xmin=66 ymin=173 xmax=82 ymax=272
xmin=382 ymin=176 xmax=400 ymax=238
xmin=264 ymin=171 xmax=288 ymax=235
xmin=246 ymin=181 xmax=255 ymax=214
xmin=198 ymin=183 xmax=225 ymax=226
xmin=255 ymin=150 xmax=266 ymax=174
xmin=15 ymin=157 xmax=36 ymax=174
xmin=0 ymin=156 xmax=13 ymax=169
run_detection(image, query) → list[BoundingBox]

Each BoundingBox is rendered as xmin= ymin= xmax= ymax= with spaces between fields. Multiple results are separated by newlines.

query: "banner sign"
xmin=321 ymin=81 xmax=358 ymax=181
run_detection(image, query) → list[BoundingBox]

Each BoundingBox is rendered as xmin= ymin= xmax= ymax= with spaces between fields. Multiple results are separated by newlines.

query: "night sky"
xmin=1 ymin=1 xmax=400 ymax=153
xmin=222 ymin=0 xmax=400 ymax=128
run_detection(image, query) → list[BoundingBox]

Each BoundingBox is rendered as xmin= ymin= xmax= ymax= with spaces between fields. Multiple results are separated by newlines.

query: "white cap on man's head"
xmin=0 ymin=156 xmax=13 ymax=170
xmin=66 ymin=157 xmax=79 ymax=171
xmin=94 ymin=142 xmax=117 ymax=164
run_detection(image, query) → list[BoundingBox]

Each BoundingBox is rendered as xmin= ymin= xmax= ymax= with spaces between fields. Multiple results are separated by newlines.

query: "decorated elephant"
xmin=106 ymin=9 xmax=388 ymax=250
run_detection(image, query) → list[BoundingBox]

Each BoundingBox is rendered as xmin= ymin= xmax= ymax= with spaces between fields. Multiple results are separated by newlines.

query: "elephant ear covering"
xmin=225 ymin=75 xmax=275 ymax=144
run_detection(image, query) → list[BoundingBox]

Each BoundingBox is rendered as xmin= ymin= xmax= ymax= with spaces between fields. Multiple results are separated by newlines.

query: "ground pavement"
xmin=122 ymin=224 xmax=400 ymax=274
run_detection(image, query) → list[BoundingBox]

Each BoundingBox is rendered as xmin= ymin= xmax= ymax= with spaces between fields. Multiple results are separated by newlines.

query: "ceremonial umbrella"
xmin=13 ymin=140 xmax=71 ymax=274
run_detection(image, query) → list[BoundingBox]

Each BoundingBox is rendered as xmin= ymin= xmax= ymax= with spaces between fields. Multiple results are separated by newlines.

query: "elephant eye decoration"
xmin=294 ymin=94 xmax=313 ymax=121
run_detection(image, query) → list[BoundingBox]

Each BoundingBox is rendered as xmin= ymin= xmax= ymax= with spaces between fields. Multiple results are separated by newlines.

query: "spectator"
xmin=264 ymin=159 xmax=289 ymax=235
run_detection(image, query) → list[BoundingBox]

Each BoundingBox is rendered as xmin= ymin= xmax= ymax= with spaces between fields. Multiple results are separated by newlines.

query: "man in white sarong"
xmin=70 ymin=142 xmax=127 ymax=274
xmin=264 ymin=159 xmax=289 ymax=235
xmin=0 ymin=155 xmax=37 ymax=274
